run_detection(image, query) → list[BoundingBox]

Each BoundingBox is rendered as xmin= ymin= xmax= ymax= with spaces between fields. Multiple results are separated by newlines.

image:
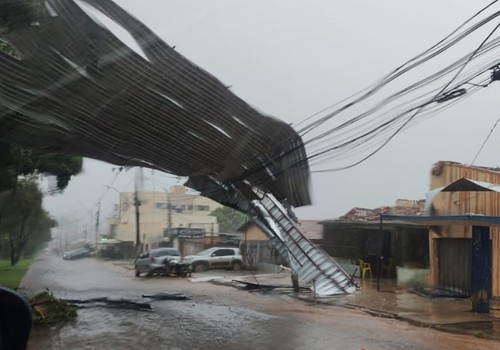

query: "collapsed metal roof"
xmin=0 ymin=0 xmax=361 ymax=295
xmin=0 ymin=0 xmax=310 ymax=209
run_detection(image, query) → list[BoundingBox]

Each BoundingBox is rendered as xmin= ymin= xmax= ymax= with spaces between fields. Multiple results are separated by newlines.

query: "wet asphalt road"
xmin=20 ymin=254 xmax=495 ymax=350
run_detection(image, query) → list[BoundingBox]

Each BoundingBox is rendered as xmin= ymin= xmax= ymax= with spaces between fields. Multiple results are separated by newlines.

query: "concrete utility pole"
xmin=134 ymin=190 xmax=141 ymax=247
xmin=95 ymin=201 xmax=100 ymax=246
xmin=134 ymin=168 xmax=143 ymax=248
xmin=163 ymin=187 xmax=173 ymax=230
xmin=168 ymin=193 xmax=172 ymax=229
xmin=210 ymin=222 xmax=214 ymax=246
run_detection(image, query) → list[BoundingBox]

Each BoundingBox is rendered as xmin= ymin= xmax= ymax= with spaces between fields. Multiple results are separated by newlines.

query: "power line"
xmin=469 ymin=115 xmax=500 ymax=168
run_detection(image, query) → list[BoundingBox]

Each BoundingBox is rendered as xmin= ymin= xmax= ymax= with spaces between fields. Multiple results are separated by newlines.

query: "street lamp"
xmin=104 ymin=185 xmax=122 ymax=220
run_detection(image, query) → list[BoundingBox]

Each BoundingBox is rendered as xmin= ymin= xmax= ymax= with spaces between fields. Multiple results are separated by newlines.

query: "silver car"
xmin=62 ymin=247 xmax=93 ymax=260
xmin=134 ymin=248 xmax=181 ymax=277
xmin=183 ymin=247 xmax=242 ymax=272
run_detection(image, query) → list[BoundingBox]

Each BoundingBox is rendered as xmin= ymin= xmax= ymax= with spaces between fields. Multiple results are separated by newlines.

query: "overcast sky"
xmin=43 ymin=0 xmax=500 ymax=233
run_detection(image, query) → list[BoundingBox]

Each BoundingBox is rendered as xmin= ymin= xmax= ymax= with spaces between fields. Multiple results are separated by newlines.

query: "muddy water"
xmin=21 ymin=255 xmax=497 ymax=350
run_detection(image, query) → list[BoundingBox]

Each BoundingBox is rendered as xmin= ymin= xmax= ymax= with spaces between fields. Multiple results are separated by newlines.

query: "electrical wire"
xmin=286 ymin=1 xmax=500 ymax=172
xmin=469 ymin=116 xmax=500 ymax=168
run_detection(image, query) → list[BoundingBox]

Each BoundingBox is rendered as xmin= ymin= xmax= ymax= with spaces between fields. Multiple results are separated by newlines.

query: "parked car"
xmin=147 ymin=258 xmax=191 ymax=278
xmin=62 ymin=247 xmax=93 ymax=260
xmin=134 ymin=247 xmax=181 ymax=277
xmin=183 ymin=247 xmax=242 ymax=272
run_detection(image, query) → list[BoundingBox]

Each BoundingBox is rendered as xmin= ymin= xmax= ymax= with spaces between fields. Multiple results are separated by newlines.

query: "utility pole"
xmin=95 ymin=201 xmax=100 ymax=246
xmin=74 ymin=220 xmax=79 ymax=241
xmin=163 ymin=187 xmax=173 ymax=231
xmin=210 ymin=222 xmax=214 ymax=246
xmin=168 ymin=192 xmax=172 ymax=229
xmin=134 ymin=168 xmax=143 ymax=249
xmin=134 ymin=189 xmax=141 ymax=247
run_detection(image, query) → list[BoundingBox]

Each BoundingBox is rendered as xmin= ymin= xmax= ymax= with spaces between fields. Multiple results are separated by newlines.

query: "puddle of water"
xmin=437 ymin=320 xmax=500 ymax=340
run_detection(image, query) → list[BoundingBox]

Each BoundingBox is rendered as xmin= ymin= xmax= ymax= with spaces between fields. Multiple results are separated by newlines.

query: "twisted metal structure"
xmin=0 ymin=0 xmax=310 ymax=208
xmin=0 ymin=0 xmax=355 ymax=295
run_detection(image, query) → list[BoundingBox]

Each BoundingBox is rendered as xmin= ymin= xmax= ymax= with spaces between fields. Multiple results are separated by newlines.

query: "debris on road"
xmin=31 ymin=292 xmax=77 ymax=325
xmin=232 ymin=280 xmax=293 ymax=292
xmin=62 ymin=297 xmax=152 ymax=310
xmin=142 ymin=293 xmax=190 ymax=301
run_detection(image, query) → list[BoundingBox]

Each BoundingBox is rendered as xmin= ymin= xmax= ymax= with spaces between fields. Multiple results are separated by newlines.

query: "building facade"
xmin=109 ymin=185 xmax=223 ymax=247
xmin=428 ymin=161 xmax=500 ymax=297
xmin=321 ymin=200 xmax=428 ymax=281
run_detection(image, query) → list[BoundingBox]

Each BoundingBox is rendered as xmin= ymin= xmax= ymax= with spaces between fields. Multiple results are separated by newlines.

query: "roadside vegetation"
xmin=0 ymin=149 xmax=82 ymax=266
xmin=0 ymin=0 xmax=81 ymax=328
xmin=0 ymin=259 xmax=78 ymax=325
xmin=0 ymin=1 xmax=84 ymax=267
xmin=210 ymin=206 xmax=249 ymax=232
xmin=0 ymin=258 xmax=33 ymax=288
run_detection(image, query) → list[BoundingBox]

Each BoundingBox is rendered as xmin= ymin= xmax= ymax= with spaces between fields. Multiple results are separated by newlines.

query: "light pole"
xmin=95 ymin=201 xmax=100 ymax=246
xmin=104 ymin=185 xmax=122 ymax=220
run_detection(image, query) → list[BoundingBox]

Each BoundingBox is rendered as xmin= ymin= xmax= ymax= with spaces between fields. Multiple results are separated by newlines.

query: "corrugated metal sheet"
xmin=251 ymin=194 xmax=356 ymax=296
xmin=0 ymin=0 xmax=311 ymax=209
xmin=438 ymin=238 xmax=471 ymax=294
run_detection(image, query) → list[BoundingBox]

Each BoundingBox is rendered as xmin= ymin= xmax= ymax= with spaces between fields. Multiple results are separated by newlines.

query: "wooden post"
xmin=471 ymin=226 xmax=491 ymax=313
xmin=428 ymin=230 xmax=440 ymax=289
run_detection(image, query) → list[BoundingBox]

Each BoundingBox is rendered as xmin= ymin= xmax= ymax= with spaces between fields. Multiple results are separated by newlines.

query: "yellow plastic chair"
xmin=359 ymin=259 xmax=372 ymax=280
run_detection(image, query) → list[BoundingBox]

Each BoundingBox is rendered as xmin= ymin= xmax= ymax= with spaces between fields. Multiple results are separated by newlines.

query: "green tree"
xmin=0 ymin=1 xmax=79 ymax=264
xmin=0 ymin=178 xmax=56 ymax=265
xmin=0 ymin=141 xmax=83 ymax=193
xmin=210 ymin=206 xmax=249 ymax=233
xmin=0 ymin=144 xmax=82 ymax=264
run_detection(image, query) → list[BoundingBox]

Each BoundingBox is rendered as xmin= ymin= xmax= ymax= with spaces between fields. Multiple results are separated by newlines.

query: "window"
xmin=151 ymin=248 xmax=180 ymax=257
xmin=156 ymin=203 xmax=184 ymax=211
xmin=196 ymin=205 xmax=209 ymax=211
xmin=187 ymin=205 xmax=193 ymax=210
xmin=213 ymin=249 xmax=235 ymax=257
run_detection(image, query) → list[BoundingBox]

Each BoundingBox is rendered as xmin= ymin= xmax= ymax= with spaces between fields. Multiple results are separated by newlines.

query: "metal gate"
xmin=438 ymin=238 xmax=471 ymax=294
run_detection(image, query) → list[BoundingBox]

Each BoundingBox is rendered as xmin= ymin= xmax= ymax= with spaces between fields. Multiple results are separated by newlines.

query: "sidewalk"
xmin=225 ymin=272 xmax=500 ymax=341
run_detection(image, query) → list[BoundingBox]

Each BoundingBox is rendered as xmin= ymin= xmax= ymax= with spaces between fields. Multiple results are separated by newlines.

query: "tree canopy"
xmin=210 ymin=206 xmax=249 ymax=233
xmin=0 ymin=141 xmax=83 ymax=193
xmin=0 ymin=1 xmax=83 ymax=264
xmin=0 ymin=177 xmax=56 ymax=265
xmin=0 ymin=142 xmax=82 ymax=265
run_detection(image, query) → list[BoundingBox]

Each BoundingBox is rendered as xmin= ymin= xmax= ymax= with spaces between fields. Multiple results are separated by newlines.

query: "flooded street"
xmin=20 ymin=255 xmax=496 ymax=350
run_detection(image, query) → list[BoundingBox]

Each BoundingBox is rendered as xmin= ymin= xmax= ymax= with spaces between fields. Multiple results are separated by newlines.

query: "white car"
xmin=183 ymin=247 xmax=242 ymax=272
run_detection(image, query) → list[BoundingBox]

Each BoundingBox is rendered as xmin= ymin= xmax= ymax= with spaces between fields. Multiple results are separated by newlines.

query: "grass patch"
xmin=0 ymin=258 xmax=34 ymax=289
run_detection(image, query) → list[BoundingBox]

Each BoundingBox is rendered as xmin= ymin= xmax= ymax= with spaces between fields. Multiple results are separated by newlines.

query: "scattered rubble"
xmin=62 ymin=297 xmax=152 ymax=310
xmin=142 ymin=293 xmax=190 ymax=301
xmin=30 ymin=292 xmax=77 ymax=325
